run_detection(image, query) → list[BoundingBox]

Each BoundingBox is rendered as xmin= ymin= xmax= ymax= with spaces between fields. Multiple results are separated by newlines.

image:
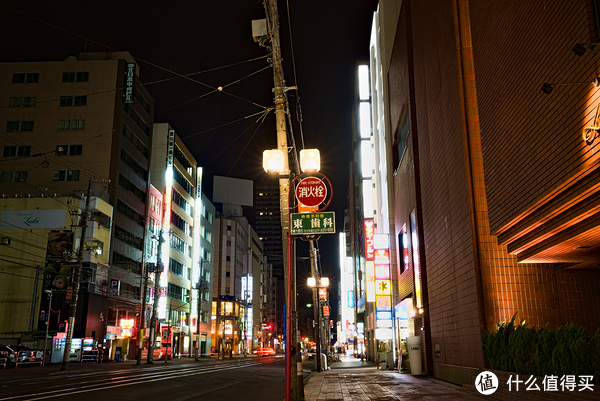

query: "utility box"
xmin=252 ymin=19 xmax=267 ymax=42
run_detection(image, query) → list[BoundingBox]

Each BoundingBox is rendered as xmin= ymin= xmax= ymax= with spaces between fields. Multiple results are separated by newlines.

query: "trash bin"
xmin=406 ymin=336 xmax=421 ymax=375
xmin=115 ymin=347 xmax=121 ymax=362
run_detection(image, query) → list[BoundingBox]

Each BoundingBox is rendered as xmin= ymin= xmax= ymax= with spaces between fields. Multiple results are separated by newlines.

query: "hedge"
xmin=481 ymin=312 xmax=600 ymax=383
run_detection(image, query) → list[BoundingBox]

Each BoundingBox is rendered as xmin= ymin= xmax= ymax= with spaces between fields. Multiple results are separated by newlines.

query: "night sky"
xmin=1 ymin=1 xmax=379 ymax=320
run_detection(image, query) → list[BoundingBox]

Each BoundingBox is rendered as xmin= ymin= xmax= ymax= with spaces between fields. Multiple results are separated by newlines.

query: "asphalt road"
xmin=0 ymin=358 xmax=285 ymax=401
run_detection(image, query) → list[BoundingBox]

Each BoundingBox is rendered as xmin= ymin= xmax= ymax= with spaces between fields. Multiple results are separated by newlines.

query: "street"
xmin=0 ymin=358 xmax=285 ymax=401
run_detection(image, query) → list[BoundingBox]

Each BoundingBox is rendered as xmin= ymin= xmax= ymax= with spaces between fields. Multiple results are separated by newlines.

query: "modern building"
xmin=210 ymin=176 xmax=264 ymax=356
xmin=352 ymin=0 xmax=600 ymax=385
xmin=149 ymin=123 xmax=213 ymax=357
xmin=0 ymin=51 xmax=154 ymax=358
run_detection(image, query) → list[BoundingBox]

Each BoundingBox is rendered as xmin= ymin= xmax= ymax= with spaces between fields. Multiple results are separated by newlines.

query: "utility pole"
xmin=195 ymin=258 xmax=204 ymax=361
xmin=147 ymin=229 xmax=164 ymax=364
xmin=137 ymin=263 xmax=150 ymax=365
xmin=260 ymin=1 xmax=295 ymax=399
xmin=60 ymin=178 xmax=109 ymax=372
xmin=60 ymin=179 xmax=92 ymax=371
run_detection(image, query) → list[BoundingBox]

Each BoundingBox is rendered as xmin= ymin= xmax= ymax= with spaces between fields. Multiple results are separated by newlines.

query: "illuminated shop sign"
xmin=374 ymin=249 xmax=390 ymax=264
xmin=365 ymin=261 xmax=375 ymax=302
xmin=364 ymin=220 xmax=374 ymax=259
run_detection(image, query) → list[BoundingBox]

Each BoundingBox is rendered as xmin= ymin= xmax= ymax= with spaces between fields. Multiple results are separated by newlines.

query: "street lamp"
xmin=307 ymin=275 xmax=329 ymax=371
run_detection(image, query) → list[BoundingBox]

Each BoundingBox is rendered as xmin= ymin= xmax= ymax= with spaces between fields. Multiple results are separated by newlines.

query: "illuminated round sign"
xmin=295 ymin=177 xmax=327 ymax=207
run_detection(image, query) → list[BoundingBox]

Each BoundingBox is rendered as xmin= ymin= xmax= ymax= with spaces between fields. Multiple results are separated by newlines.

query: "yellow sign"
xmin=375 ymin=279 xmax=391 ymax=296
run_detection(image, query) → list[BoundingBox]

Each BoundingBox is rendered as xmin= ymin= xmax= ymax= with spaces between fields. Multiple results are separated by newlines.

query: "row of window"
xmin=2 ymin=144 xmax=82 ymax=158
xmin=170 ymin=233 xmax=191 ymax=258
xmin=119 ymin=174 xmax=145 ymax=203
xmin=114 ymin=225 xmax=143 ymax=251
xmin=121 ymin=149 xmax=148 ymax=181
xmin=171 ymin=210 xmax=191 ymax=236
xmin=9 ymin=95 xmax=87 ymax=108
xmin=5 ymin=119 xmax=85 ymax=132
xmin=116 ymin=199 xmax=144 ymax=227
xmin=11 ymin=71 xmax=89 ymax=84
xmin=0 ymin=169 xmax=80 ymax=183
xmin=172 ymin=189 xmax=190 ymax=215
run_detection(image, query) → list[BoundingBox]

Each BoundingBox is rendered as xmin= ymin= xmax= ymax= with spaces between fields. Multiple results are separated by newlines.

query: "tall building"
xmin=210 ymin=176 xmax=264 ymax=355
xmin=149 ymin=123 xmax=214 ymax=357
xmin=353 ymin=0 xmax=600 ymax=385
xmin=0 ymin=52 xmax=154 ymax=357
xmin=254 ymin=185 xmax=283 ymax=278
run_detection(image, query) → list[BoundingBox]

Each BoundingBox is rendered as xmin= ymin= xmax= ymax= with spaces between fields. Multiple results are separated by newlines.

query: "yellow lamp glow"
xmin=300 ymin=149 xmax=320 ymax=172
xmin=320 ymin=277 xmax=329 ymax=287
xmin=307 ymin=277 xmax=316 ymax=287
xmin=263 ymin=149 xmax=284 ymax=173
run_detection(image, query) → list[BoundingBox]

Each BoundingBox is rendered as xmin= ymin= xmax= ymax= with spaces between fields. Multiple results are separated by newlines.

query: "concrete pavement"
xmin=304 ymin=354 xmax=487 ymax=401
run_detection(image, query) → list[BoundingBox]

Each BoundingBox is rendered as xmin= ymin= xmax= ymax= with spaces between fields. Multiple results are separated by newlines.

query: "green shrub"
xmin=481 ymin=313 xmax=600 ymax=383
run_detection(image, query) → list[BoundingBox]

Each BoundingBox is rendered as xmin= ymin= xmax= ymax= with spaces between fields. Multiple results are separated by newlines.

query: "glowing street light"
xmin=300 ymin=149 xmax=320 ymax=172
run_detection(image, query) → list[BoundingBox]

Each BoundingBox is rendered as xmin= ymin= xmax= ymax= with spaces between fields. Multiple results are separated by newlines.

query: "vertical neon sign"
xmin=159 ymin=130 xmax=176 ymax=319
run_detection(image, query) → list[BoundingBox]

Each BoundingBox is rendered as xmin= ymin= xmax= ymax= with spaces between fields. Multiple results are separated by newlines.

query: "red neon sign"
xmin=364 ymin=220 xmax=374 ymax=259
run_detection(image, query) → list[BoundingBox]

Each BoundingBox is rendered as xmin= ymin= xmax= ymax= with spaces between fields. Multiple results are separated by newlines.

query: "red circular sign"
xmin=295 ymin=177 xmax=327 ymax=207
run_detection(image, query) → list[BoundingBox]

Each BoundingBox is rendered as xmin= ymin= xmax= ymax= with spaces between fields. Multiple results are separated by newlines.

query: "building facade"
xmin=0 ymin=52 xmax=154 ymax=359
xmin=354 ymin=0 xmax=600 ymax=385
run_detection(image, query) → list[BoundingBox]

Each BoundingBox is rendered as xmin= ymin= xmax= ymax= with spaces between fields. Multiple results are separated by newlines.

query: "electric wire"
xmin=0 ymin=4 xmax=270 ymax=111
xmin=226 ymin=110 xmax=270 ymax=176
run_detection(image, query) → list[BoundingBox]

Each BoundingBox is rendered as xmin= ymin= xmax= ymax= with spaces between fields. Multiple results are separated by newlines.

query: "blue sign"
xmin=348 ymin=290 xmax=354 ymax=308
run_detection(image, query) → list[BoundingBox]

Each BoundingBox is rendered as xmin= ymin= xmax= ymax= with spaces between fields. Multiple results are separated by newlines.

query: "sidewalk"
xmin=304 ymin=354 xmax=487 ymax=401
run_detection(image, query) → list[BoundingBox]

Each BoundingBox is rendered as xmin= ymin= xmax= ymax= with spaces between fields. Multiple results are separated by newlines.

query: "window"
xmin=0 ymin=171 xmax=28 ymax=183
xmin=226 ymin=256 xmax=231 ymax=262
xmin=170 ymin=233 xmax=190 ymax=257
xmin=91 ymin=211 xmax=111 ymax=229
xmin=115 ymin=226 xmax=143 ymax=250
xmin=62 ymin=71 xmax=89 ymax=82
xmin=122 ymin=126 xmax=148 ymax=159
xmin=171 ymin=210 xmax=190 ymax=236
xmin=167 ymin=282 xmax=188 ymax=302
xmin=112 ymin=252 xmax=142 ymax=274
xmin=149 ymin=217 xmax=157 ymax=236
xmin=227 ymin=240 xmax=231 ymax=246
xmin=121 ymin=149 xmax=148 ymax=180
xmin=172 ymin=190 xmax=190 ymax=214
xmin=226 ymin=271 xmax=230 ymax=277
xmin=117 ymin=200 xmax=144 ymax=227
xmin=57 ymin=119 xmax=85 ymax=131
xmin=3 ymin=146 xmax=31 ymax=158
xmin=123 ymin=103 xmax=150 ymax=136
xmin=119 ymin=174 xmax=145 ymax=202
xmin=392 ymin=108 xmax=409 ymax=172
xmin=173 ymin=167 xmax=193 ymax=197
xmin=9 ymin=97 xmax=36 ymax=107
xmin=52 ymin=169 xmax=80 ymax=182
xmin=169 ymin=258 xmax=185 ymax=277
xmin=59 ymin=95 xmax=87 ymax=107
xmin=12 ymin=73 xmax=39 ymax=84
xmin=174 ymin=146 xmax=194 ymax=176
xmin=55 ymin=144 xmax=82 ymax=156
xmin=150 ymin=194 xmax=161 ymax=213
xmin=6 ymin=121 xmax=34 ymax=132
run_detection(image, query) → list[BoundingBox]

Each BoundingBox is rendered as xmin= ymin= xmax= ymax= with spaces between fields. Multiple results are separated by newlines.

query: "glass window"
xmin=6 ymin=121 xmax=34 ymax=132
xmin=3 ymin=146 xmax=31 ymax=158
xmin=52 ymin=169 xmax=80 ymax=182
xmin=12 ymin=73 xmax=39 ymax=84
xmin=62 ymin=72 xmax=89 ymax=82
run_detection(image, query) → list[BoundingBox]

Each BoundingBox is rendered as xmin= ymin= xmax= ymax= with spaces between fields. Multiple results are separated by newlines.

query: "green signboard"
xmin=290 ymin=212 xmax=335 ymax=235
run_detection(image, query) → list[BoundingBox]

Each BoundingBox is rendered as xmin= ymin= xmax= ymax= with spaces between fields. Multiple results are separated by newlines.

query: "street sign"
xmin=323 ymin=305 xmax=330 ymax=317
xmin=295 ymin=177 xmax=327 ymax=207
xmin=290 ymin=212 xmax=335 ymax=235
xmin=65 ymin=286 xmax=73 ymax=301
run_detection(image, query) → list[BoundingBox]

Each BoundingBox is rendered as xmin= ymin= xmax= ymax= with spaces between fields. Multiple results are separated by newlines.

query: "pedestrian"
xmin=229 ymin=349 xmax=233 ymax=359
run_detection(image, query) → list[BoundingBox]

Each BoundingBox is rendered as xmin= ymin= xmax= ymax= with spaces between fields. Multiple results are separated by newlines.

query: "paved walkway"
xmin=304 ymin=355 xmax=487 ymax=401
